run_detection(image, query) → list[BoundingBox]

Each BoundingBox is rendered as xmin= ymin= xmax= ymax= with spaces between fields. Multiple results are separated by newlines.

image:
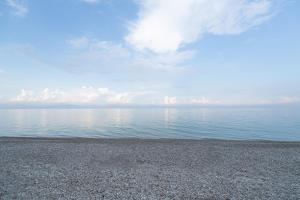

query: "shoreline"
xmin=1 ymin=137 xmax=299 ymax=199
xmin=1 ymin=136 xmax=300 ymax=143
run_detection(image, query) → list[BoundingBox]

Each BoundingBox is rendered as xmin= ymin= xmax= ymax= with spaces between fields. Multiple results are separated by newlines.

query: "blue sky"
xmin=0 ymin=0 xmax=299 ymax=106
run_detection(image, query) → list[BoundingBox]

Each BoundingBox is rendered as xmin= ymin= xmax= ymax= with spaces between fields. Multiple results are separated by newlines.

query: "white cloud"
xmin=278 ymin=96 xmax=300 ymax=104
xmin=190 ymin=97 xmax=221 ymax=104
xmin=9 ymin=88 xmax=300 ymax=106
xmin=164 ymin=96 xmax=221 ymax=105
xmin=82 ymin=0 xmax=100 ymax=4
xmin=6 ymin=0 xmax=28 ymax=17
xmin=12 ymin=87 xmax=139 ymax=104
xmin=67 ymin=37 xmax=90 ymax=48
xmin=163 ymin=96 xmax=300 ymax=106
xmin=11 ymin=87 xmax=223 ymax=105
xmin=65 ymin=36 xmax=193 ymax=71
xmin=126 ymin=0 xmax=274 ymax=53
xmin=164 ymin=96 xmax=177 ymax=105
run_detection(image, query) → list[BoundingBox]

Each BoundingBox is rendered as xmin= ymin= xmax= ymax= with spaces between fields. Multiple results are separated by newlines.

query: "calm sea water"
xmin=0 ymin=107 xmax=299 ymax=141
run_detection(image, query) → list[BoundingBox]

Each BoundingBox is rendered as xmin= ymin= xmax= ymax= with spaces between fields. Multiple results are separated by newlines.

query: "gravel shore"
xmin=0 ymin=137 xmax=299 ymax=199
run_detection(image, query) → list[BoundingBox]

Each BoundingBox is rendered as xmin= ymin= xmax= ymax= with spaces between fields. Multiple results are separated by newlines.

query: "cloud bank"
xmin=12 ymin=87 xmax=136 ymax=104
xmin=164 ymin=96 xmax=221 ymax=105
xmin=10 ymin=87 xmax=224 ymax=105
xmin=126 ymin=0 xmax=274 ymax=53
xmin=8 ymin=87 xmax=300 ymax=106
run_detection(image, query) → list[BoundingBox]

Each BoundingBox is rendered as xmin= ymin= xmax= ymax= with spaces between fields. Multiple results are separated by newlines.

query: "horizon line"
xmin=0 ymin=103 xmax=299 ymax=109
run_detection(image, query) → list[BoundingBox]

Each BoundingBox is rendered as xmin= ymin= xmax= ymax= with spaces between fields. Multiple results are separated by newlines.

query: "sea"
xmin=0 ymin=107 xmax=299 ymax=141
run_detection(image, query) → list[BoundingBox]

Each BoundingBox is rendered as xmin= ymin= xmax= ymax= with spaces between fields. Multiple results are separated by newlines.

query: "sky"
xmin=0 ymin=0 xmax=299 ymax=106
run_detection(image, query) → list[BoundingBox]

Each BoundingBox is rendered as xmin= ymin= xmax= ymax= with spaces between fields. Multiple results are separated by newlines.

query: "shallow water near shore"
xmin=0 ymin=107 xmax=299 ymax=141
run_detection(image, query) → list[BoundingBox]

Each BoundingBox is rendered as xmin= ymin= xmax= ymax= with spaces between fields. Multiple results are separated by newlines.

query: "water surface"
xmin=0 ymin=107 xmax=299 ymax=141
